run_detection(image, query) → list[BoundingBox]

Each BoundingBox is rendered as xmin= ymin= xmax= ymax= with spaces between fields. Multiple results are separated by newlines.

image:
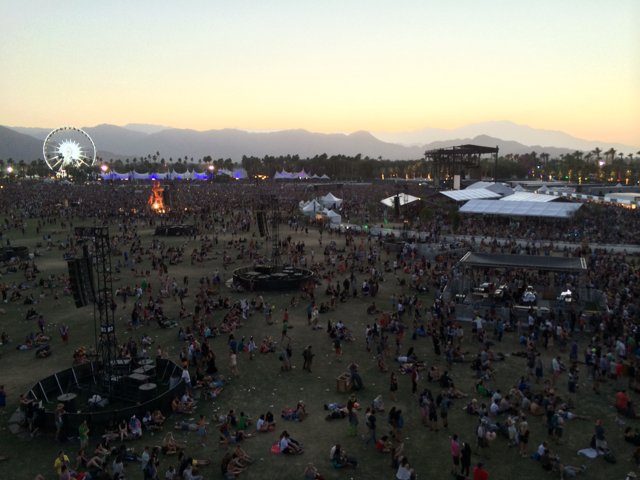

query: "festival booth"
xmin=99 ymin=168 xmax=248 ymax=181
xmin=274 ymin=169 xmax=329 ymax=180
xmin=321 ymin=208 xmax=342 ymax=224
xmin=300 ymin=200 xmax=324 ymax=217
xmin=319 ymin=192 xmax=343 ymax=209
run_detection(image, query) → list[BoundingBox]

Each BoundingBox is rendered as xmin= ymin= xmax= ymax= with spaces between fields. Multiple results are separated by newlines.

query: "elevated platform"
xmin=233 ymin=264 xmax=314 ymax=291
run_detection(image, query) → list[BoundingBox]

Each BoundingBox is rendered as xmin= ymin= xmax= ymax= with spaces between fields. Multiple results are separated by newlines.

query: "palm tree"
xmin=605 ymin=148 xmax=616 ymax=165
xmin=592 ymin=147 xmax=602 ymax=164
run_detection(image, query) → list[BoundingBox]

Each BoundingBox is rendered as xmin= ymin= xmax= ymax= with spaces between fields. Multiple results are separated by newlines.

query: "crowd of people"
xmin=0 ymin=179 xmax=639 ymax=480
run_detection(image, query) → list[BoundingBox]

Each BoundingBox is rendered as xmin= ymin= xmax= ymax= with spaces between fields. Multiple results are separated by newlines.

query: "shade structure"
xmin=301 ymin=199 xmax=323 ymax=216
xmin=500 ymin=192 xmax=558 ymax=202
xmin=466 ymin=181 xmax=514 ymax=196
xmin=320 ymin=192 xmax=342 ymax=208
xmin=458 ymin=251 xmax=587 ymax=272
xmin=380 ymin=193 xmax=421 ymax=208
xmin=441 ymin=189 xmax=501 ymax=201
xmin=459 ymin=199 xmax=582 ymax=218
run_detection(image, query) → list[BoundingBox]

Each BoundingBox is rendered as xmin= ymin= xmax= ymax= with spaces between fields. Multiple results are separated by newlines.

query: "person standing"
xmin=54 ymin=403 xmax=66 ymax=442
xmin=0 ymin=385 xmax=6 ymax=414
xmin=197 ymin=414 xmax=207 ymax=447
xmin=281 ymin=314 xmax=289 ymax=341
xmin=334 ymin=336 xmax=342 ymax=360
xmin=230 ymin=350 xmax=239 ymax=377
xmin=460 ymin=441 xmax=472 ymax=477
xmin=450 ymin=434 xmax=461 ymax=474
xmin=302 ymin=345 xmax=314 ymax=372
xmin=365 ymin=408 xmax=376 ymax=445
xmin=78 ymin=419 xmax=90 ymax=450
xmin=59 ymin=324 xmax=69 ymax=345
xmin=390 ymin=372 xmax=398 ymax=402
xmin=411 ymin=366 xmax=419 ymax=394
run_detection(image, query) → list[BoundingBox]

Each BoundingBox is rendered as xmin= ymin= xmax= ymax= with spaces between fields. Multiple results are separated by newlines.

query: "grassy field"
xmin=0 ymin=217 xmax=637 ymax=480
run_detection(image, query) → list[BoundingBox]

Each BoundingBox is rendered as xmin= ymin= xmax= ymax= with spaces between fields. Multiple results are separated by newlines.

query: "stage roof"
xmin=458 ymin=251 xmax=587 ymax=272
xmin=459 ymin=199 xmax=582 ymax=218
xmin=425 ymin=144 xmax=499 ymax=155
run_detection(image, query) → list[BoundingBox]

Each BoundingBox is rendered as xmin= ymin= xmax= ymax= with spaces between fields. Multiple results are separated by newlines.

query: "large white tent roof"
xmin=500 ymin=192 xmax=558 ymax=202
xmin=459 ymin=199 xmax=582 ymax=218
xmin=380 ymin=193 xmax=421 ymax=207
xmin=467 ymin=181 xmax=514 ymax=196
xmin=441 ymin=189 xmax=501 ymax=201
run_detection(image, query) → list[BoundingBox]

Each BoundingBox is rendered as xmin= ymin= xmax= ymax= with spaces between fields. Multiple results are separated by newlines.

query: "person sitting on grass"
xmin=279 ymin=430 xmax=303 ymax=454
xmin=330 ymin=443 xmax=357 ymax=468
xmin=219 ymin=417 xmax=254 ymax=446
xmin=375 ymin=435 xmax=393 ymax=453
xmin=75 ymin=448 xmax=104 ymax=471
xmin=303 ymin=462 xmax=325 ymax=480
xmin=221 ymin=450 xmax=245 ymax=478
xmin=161 ymin=432 xmax=184 ymax=455
xmin=282 ymin=401 xmax=307 ymax=422
xmin=231 ymin=445 xmax=254 ymax=467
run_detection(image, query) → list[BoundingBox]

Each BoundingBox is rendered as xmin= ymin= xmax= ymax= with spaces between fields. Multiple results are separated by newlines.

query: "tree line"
xmin=0 ymin=148 xmax=638 ymax=184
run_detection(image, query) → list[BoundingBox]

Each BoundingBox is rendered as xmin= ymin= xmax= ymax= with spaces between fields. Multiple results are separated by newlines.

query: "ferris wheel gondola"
xmin=43 ymin=126 xmax=97 ymax=174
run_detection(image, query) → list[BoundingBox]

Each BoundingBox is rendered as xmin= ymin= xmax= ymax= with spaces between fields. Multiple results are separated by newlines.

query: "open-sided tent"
xmin=301 ymin=200 xmax=323 ymax=216
xmin=320 ymin=192 xmax=343 ymax=208
xmin=500 ymin=192 xmax=558 ymax=202
xmin=459 ymin=199 xmax=582 ymax=218
xmin=324 ymin=209 xmax=342 ymax=224
xmin=441 ymin=189 xmax=501 ymax=201
xmin=380 ymin=193 xmax=421 ymax=208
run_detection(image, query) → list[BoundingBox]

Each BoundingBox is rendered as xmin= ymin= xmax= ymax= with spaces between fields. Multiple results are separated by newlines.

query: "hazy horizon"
xmin=2 ymin=1 xmax=638 ymax=146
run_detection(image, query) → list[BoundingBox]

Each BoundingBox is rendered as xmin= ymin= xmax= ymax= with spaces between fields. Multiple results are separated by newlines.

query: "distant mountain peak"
xmin=123 ymin=123 xmax=169 ymax=134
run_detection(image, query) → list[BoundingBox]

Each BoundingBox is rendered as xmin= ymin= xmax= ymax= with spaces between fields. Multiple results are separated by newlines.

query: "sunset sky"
xmin=1 ymin=0 xmax=638 ymax=146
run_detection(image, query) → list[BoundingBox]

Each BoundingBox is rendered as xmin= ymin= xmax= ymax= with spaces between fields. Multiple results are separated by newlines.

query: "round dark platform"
xmin=21 ymin=358 xmax=185 ymax=435
xmin=233 ymin=264 xmax=314 ymax=291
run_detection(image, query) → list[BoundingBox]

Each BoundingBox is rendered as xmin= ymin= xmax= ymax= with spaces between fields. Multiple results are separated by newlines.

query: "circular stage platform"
xmin=21 ymin=358 xmax=185 ymax=434
xmin=233 ymin=264 xmax=314 ymax=291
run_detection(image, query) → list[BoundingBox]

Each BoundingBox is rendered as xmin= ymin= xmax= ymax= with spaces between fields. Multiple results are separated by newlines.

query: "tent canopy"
xmin=301 ymin=199 xmax=323 ymax=215
xmin=441 ymin=189 xmax=501 ymax=201
xmin=320 ymin=192 xmax=342 ymax=208
xmin=500 ymin=192 xmax=558 ymax=202
xmin=380 ymin=193 xmax=421 ymax=208
xmin=458 ymin=251 xmax=587 ymax=272
xmin=459 ymin=199 xmax=582 ymax=218
xmin=323 ymin=208 xmax=342 ymax=224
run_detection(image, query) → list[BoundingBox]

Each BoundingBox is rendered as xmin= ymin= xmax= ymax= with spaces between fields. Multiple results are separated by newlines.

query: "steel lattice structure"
xmin=75 ymin=226 xmax=119 ymax=398
xmin=425 ymin=144 xmax=499 ymax=187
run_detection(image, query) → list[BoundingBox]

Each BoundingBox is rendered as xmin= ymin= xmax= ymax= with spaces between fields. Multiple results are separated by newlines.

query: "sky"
xmin=1 ymin=0 xmax=639 ymax=147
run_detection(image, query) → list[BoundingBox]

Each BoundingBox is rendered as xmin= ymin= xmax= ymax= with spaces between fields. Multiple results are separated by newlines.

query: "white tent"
xmin=320 ymin=192 xmax=343 ymax=208
xmin=301 ymin=200 xmax=323 ymax=216
xmin=380 ymin=193 xmax=421 ymax=208
xmin=324 ymin=209 xmax=342 ymax=224
xmin=460 ymin=199 xmax=582 ymax=218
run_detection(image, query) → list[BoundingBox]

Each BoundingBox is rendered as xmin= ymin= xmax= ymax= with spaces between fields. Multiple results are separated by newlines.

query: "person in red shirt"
xmin=616 ymin=389 xmax=636 ymax=418
xmin=473 ymin=462 xmax=489 ymax=480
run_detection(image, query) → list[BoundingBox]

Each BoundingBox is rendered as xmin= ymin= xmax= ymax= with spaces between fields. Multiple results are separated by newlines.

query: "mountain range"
xmin=1 ymin=121 xmax=637 ymax=163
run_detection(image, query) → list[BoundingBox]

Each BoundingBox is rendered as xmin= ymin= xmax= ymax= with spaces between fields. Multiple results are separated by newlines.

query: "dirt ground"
xmin=0 ymin=217 xmax=636 ymax=480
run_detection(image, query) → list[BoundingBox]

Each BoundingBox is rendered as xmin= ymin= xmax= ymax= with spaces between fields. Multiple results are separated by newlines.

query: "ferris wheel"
xmin=43 ymin=126 xmax=97 ymax=174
